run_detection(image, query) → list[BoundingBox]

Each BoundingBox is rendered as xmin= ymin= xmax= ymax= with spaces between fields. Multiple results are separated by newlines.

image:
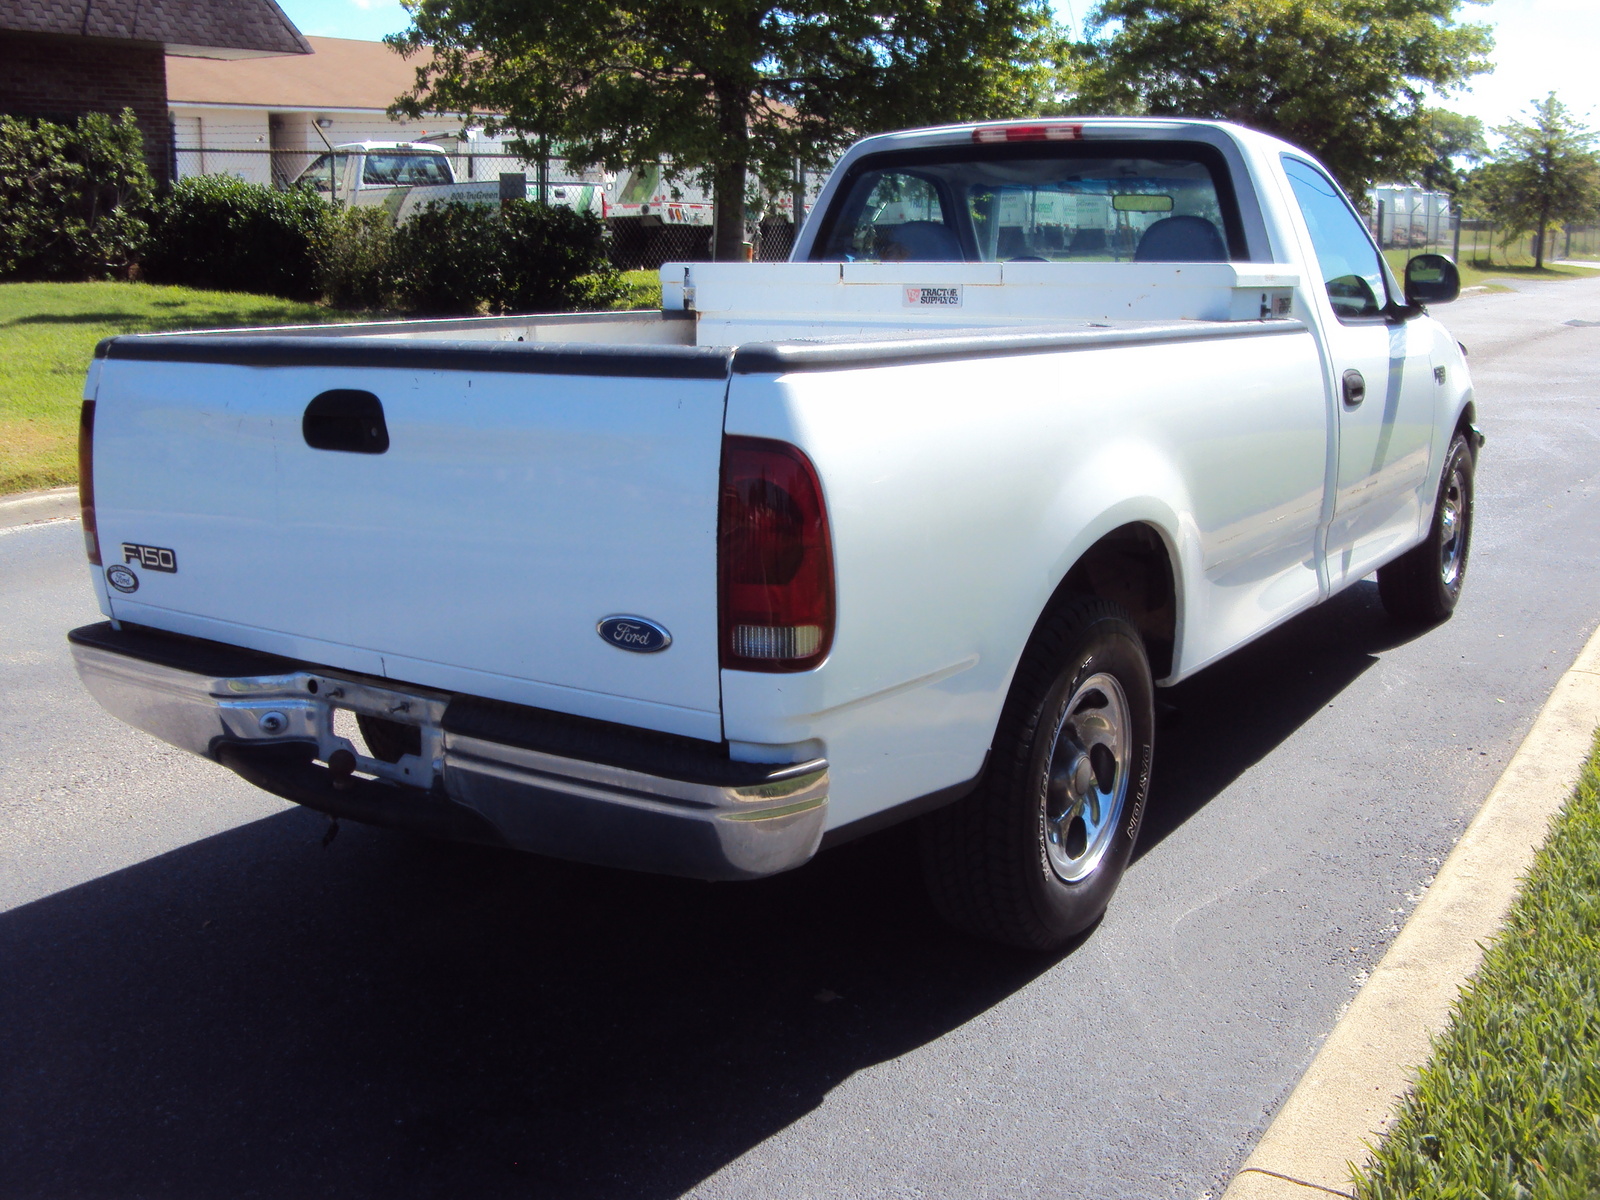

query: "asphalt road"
xmin=3 ymin=276 xmax=1598 ymax=1200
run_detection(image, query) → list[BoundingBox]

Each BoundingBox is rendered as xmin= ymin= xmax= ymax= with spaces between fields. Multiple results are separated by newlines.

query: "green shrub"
xmin=390 ymin=200 xmax=502 ymax=315
xmin=145 ymin=175 xmax=329 ymax=300
xmin=390 ymin=198 xmax=624 ymax=316
xmin=0 ymin=110 xmax=152 ymax=281
xmin=498 ymin=201 xmax=625 ymax=313
xmin=319 ymin=205 xmax=396 ymax=310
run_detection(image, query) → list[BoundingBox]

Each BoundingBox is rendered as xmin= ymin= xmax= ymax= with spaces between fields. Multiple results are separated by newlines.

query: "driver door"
xmin=1280 ymin=156 xmax=1435 ymax=591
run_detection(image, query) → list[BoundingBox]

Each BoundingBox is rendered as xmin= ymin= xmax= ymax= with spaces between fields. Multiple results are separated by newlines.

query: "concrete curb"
xmin=0 ymin=487 xmax=79 ymax=531
xmin=1221 ymin=622 xmax=1600 ymax=1199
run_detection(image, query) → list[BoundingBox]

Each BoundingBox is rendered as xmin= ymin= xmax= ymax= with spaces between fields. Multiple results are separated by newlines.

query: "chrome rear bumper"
xmin=68 ymin=623 xmax=827 ymax=880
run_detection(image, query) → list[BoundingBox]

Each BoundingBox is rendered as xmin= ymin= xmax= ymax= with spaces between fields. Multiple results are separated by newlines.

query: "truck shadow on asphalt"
xmin=1136 ymin=578 xmax=1429 ymax=860
xmin=0 ymin=582 xmax=1427 ymax=1200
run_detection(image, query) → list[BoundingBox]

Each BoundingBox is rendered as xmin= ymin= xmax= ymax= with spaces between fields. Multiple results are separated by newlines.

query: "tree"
xmin=390 ymin=0 xmax=1060 ymax=261
xmin=1468 ymin=94 xmax=1600 ymax=268
xmin=1418 ymin=108 xmax=1486 ymax=198
xmin=1071 ymin=0 xmax=1493 ymax=196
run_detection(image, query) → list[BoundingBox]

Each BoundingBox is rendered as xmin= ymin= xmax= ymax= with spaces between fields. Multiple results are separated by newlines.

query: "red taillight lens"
xmin=78 ymin=400 xmax=100 ymax=565
xmin=719 ymin=436 xmax=835 ymax=672
xmin=971 ymin=123 xmax=1084 ymax=143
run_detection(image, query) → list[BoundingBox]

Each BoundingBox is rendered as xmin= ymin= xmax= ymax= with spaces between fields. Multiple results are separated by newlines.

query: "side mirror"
xmin=1404 ymin=253 xmax=1461 ymax=306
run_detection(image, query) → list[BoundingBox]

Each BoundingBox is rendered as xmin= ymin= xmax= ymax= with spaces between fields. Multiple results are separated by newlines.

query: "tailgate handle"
xmin=303 ymin=390 xmax=390 ymax=454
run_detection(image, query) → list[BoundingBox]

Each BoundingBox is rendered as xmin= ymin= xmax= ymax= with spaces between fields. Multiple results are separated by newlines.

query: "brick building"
xmin=0 ymin=0 xmax=310 ymax=183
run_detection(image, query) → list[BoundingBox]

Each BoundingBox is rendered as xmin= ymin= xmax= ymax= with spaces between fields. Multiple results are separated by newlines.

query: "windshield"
xmin=813 ymin=142 xmax=1239 ymax=264
xmin=361 ymin=152 xmax=452 ymax=186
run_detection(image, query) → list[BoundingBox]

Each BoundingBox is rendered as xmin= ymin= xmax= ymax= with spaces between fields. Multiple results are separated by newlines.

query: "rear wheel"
xmin=920 ymin=597 xmax=1154 ymax=950
xmin=1378 ymin=433 xmax=1474 ymax=624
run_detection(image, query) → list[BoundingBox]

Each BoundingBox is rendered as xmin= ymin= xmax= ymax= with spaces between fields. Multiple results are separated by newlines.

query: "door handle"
xmin=1341 ymin=369 xmax=1366 ymax=409
xmin=303 ymin=390 xmax=389 ymax=454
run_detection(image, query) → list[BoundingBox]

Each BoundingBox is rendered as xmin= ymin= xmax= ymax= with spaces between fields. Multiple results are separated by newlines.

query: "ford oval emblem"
xmin=105 ymin=564 xmax=139 ymax=593
xmin=597 ymin=615 xmax=672 ymax=653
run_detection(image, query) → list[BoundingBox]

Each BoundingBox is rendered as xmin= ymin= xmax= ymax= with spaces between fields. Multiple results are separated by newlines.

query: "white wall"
xmin=169 ymin=106 xmax=274 ymax=185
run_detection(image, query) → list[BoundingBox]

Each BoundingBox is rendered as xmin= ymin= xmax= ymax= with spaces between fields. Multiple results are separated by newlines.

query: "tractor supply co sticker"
xmin=122 ymin=542 xmax=177 ymax=573
xmin=904 ymin=286 xmax=963 ymax=308
xmin=105 ymin=564 xmax=138 ymax=593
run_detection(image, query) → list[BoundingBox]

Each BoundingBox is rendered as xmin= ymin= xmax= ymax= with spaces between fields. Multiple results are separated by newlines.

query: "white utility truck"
xmin=72 ymin=119 xmax=1477 ymax=949
xmin=293 ymin=141 xmax=605 ymax=221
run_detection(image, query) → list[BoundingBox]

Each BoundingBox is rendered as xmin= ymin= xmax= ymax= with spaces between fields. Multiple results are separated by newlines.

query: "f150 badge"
xmin=597 ymin=616 xmax=672 ymax=653
xmin=106 ymin=543 xmax=178 ymax=593
xmin=122 ymin=543 xmax=177 ymax=573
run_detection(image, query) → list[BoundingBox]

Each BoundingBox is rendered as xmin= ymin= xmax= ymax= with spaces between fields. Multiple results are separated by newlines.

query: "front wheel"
xmin=1378 ymin=432 xmax=1475 ymax=624
xmin=920 ymin=597 xmax=1154 ymax=950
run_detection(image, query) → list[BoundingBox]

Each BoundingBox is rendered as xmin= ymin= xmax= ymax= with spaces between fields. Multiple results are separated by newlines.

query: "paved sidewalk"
xmin=1222 ymin=623 xmax=1600 ymax=1198
xmin=0 ymin=487 xmax=78 ymax=531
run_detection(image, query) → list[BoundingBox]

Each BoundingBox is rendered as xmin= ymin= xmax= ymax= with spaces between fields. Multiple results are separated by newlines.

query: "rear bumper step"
xmin=68 ymin=622 xmax=827 ymax=880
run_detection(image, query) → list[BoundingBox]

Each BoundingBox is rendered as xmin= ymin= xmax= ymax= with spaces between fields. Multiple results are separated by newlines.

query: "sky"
xmin=274 ymin=0 xmax=1600 ymax=133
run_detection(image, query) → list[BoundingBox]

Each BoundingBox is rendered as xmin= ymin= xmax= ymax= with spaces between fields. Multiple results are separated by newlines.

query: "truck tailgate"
xmin=90 ymin=339 xmax=731 ymax=741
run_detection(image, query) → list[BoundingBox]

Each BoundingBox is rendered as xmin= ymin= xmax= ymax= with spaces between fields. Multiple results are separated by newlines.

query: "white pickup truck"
xmin=292 ymin=141 xmax=605 ymax=222
xmin=71 ymin=118 xmax=1477 ymax=949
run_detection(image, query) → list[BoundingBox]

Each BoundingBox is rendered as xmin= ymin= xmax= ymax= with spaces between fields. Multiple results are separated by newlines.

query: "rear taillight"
xmin=78 ymin=400 xmax=100 ymax=565
xmin=719 ymin=436 xmax=835 ymax=672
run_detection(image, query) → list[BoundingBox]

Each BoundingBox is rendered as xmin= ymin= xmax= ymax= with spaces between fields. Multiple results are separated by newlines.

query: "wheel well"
xmin=1054 ymin=523 xmax=1177 ymax=678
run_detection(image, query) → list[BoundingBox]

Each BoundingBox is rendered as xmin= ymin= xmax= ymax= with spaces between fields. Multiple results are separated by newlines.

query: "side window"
xmin=298 ymin=153 xmax=349 ymax=193
xmin=820 ymin=171 xmax=962 ymax=262
xmin=1281 ymin=156 xmax=1388 ymax=319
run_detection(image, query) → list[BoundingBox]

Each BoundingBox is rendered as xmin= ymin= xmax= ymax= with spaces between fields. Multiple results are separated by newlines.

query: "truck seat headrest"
xmin=882 ymin=221 xmax=964 ymax=261
xmin=1133 ymin=215 xmax=1227 ymax=263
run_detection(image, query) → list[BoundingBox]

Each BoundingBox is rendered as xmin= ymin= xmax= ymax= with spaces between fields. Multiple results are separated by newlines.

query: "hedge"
xmin=0 ymin=110 xmax=152 ymax=281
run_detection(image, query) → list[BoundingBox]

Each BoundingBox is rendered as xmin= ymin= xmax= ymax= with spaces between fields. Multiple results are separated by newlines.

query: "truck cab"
xmin=292 ymin=141 xmax=455 ymax=207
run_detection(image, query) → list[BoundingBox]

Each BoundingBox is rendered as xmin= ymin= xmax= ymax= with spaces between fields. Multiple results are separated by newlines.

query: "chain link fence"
xmin=1367 ymin=194 xmax=1455 ymax=256
xmin=1364 ymin=201 xmax=1600 ymax=267
xmin=603 ymin=221 xmax=798 ymax=270
xmin=1455 ymin=219 xmax=1600 ymax=265
xmin=1560 ymin=224 xmax=1599 ymax=260
xmin=755 ymin=219 xmax=796 ymax=262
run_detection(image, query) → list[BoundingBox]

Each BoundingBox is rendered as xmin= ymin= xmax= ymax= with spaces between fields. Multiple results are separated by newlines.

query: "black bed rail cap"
xmin=97 ymin=335 xmax=733 ymax=381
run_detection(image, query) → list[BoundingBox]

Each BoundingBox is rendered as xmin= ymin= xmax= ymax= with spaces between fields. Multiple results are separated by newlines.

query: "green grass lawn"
xmin=0 ymin=275 xmax=669 ymax=496
xmin=0 ymin=282 xmax=351 ymax=496
xmin=615 ymin=268 xmax=663 ymax=310
xmin=1356 ymin=731 xmax=1600 ymax=1198
xmin=1383 ymin=249 xmax=1600 ymax=291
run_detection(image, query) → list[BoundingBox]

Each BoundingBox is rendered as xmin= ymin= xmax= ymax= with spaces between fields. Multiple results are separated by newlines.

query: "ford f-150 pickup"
xmin=69 ymin=118 xmax=1479 ymax=949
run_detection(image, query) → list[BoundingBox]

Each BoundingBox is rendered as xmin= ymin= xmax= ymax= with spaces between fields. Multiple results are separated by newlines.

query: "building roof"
xmin=1 ymin=0 xmax=310 ymax=59
xmin=168 ymin=34 xmax=432 ymax=111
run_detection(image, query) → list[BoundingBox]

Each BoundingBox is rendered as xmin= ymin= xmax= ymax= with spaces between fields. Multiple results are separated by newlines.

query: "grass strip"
xmin=0 ymin=277 xmax=668 ymax=497
xmin=615 ymin=268 xmax=663 ymax=310
xmin=1383 ymin=249 xmax=1600 ymax=290
xmin=1356 ymin=730 xmax=1600 ymax=1199
xmin=0 ymin=282 xmax=348 ymax=495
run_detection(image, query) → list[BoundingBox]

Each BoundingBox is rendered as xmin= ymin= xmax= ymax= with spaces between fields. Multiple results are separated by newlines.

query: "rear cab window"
xmin=810 ymin=140 xmax=1245 ymax=264
xmin=361 ymin=153 xmax=452 ymax=187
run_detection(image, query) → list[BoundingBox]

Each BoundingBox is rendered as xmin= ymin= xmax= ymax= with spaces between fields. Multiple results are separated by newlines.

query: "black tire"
xmin=1377 ymin=432 xmax=1474 ymax=624
xmin=920 ymin=597 xmax=1155 ymax=950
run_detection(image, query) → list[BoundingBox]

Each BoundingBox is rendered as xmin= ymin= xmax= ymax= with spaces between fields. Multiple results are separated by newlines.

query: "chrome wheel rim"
xmin=1042 ymin=672 xmax=1131 ymax=884
xmin=1439 ymin=463 xmax=1468 ymax=589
